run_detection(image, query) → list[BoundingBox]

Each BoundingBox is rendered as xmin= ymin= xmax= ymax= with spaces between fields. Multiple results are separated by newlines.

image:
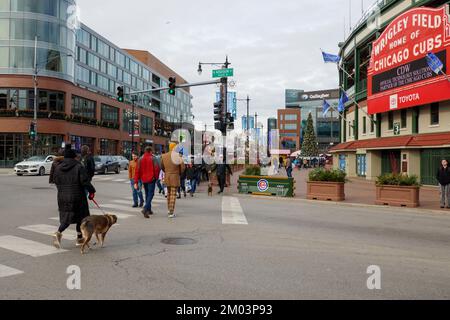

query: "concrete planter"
xmin=375 ymin=185 xmax=420 ymax=208
xmin=307 ymin=181 xmax=345 ymax=201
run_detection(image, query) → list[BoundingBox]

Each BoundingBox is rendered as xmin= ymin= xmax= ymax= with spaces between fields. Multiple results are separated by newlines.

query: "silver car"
xmin=113 ymin=156 xmax=129 ymax=170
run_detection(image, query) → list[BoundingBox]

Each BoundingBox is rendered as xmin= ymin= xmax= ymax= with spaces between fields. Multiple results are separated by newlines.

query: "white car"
xmin=14 ymin=155 xmax=55 ymax=176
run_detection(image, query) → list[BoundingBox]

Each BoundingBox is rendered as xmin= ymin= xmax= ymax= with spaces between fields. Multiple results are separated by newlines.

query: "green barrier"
xmin=237 ymin=175 xmax=296 ymax=197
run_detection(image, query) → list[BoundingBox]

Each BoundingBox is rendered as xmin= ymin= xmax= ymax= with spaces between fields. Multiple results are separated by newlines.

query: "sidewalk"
xmin=224 ymin=166 xmax=446 ymax=213
xmin=0 ymin=168 xmax=13 ymax=175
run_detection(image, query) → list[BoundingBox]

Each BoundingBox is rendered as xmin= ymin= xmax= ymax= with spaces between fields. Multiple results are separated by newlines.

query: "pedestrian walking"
xmin=161 ymin=142 xmax=185 ymax=218
xmin=49 ymin=148 xmax=64 ymax=184
xmin=186 ymin=164 xmax=200 ymax=197
xmin=52 ymin=144 xmax=96 ymax=249
xmin=215 ymin=163 xmax=233 ymax=194
xmin=128 ymin=152 xmax=144 ymax=208
xmin=80 ymin=145 xmax=95 ymax=182
xmin=157 ymin=169 xmax=165 ymax=195
xmin=286 ymin=157 xmax=293 ymax=178
xmin=436 ymin=159 xmax=450 ymax=209
xmin=134 ymin=146 xmax=160 ymax=218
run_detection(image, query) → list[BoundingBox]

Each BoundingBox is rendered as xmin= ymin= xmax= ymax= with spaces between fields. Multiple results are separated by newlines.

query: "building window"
xmin=72 ymin=95 xmax=96 ymax=119
xmin=362 ymin=116 xmax=367 ymax=134
xmin=370 ymin=115 xmax=375 ymax=133
xmin=284 ymin=124 xmax=297 ymax=130
xmin=141 ymin=115 xmax=153 ymax=136
xmin=388 ymin=112 xmax=394 ymax=130
xmin=284 ymin=114 xmax=297 ymax=121
xmin=101 ymin=104 xmax=119 ymax=124
xmin=401 ymin=109 xmax=407 ymax=128
xmin=430 ymin=103 xmax=439 ymax=125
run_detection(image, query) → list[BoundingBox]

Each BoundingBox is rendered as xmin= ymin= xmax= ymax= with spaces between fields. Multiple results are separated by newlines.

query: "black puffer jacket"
xmin=54 ymin=158 xmax=96 ymax=225
xmin=436 ymin=166 xmax=450 ymax=186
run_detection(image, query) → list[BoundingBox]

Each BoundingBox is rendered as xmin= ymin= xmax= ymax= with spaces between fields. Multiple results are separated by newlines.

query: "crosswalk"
xmin=0 ymin=193 xmax=248 ymax=279
xmin=0 ymin=195 xmax=139 ymax=279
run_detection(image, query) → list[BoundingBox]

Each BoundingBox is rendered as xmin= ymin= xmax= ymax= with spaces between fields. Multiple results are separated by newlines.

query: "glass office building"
xmin=0 ymin=0 xmax=193 ymax=166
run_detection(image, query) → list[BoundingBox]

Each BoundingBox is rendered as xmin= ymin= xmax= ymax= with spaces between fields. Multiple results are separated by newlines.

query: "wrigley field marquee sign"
xmin=368 ymin=5 xmax=450 ymax=114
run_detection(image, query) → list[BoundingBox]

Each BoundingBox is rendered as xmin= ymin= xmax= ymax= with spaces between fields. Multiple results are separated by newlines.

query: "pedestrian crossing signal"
xmin=117 ymin=86 xmax=124 ymax=102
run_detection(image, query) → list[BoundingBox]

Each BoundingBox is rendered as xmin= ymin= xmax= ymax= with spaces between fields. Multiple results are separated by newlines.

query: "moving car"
xmin=113 ymin=155 xmax=129 ymax=170
xmin=94 ymin=155 xmax=120 ymax=174
xmin=14 ymin=155 xmax=55 ymax=176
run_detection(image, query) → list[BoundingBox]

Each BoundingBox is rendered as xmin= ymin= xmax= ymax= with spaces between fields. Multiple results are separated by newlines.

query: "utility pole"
xmin=131 ymin=95 xmax=136 ymax=157
xmin=33 ymin=35 xmax=38 ymax=156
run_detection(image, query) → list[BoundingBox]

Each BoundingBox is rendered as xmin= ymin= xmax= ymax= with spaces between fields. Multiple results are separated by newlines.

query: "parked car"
xmin=113 ymin=155 xmax=129 ymax=170
xmin=14 ymin=155 xmax=55 ymax=176
xmin=94 ymin=155 xmax=120 ymax=174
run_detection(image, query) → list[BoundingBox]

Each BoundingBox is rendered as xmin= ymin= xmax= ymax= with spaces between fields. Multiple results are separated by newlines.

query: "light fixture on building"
xmin=197 ymin=63 xmax=202 ymax=75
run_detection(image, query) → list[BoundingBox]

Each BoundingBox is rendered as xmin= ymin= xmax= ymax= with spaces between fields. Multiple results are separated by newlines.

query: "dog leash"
xmin=90 ymin=198 xmax=108 ymax=216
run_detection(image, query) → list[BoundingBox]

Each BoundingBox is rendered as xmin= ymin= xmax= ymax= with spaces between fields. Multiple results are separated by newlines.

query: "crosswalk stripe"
xmin=0 ymin=264 xmax=24 ymax=278
xmin=221 ymin=196 xmax=248 ymax=225
xmin=88 ymin=209 xmax=134 ymax=219
xmin=0 ymin=235 xmax=67 ymax=257
xmin=112 ymin=179 xmax=127 ymax=182
xmin=100 ymin=204 xmax=146 ymax=213
xmin=19 ymin=224 xmax=78 ymax=240
xmin=112 ymin=199 xmax=134 ymax=205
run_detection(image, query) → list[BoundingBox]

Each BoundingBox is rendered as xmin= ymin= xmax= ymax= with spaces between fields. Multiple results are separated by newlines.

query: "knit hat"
xmin=64 ymin=144 xmax=77 ymax=159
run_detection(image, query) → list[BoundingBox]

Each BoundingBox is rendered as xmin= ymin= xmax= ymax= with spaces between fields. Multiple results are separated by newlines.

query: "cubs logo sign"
xmin=257 ymin=179 xmax=269 ymax=192
xmin=368 ymin=5 xmax=450 ymax=114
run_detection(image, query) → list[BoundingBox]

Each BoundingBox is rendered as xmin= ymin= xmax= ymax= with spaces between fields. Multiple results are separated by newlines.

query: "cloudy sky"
xmin=76 ymin=0 xmax=375 ymax=130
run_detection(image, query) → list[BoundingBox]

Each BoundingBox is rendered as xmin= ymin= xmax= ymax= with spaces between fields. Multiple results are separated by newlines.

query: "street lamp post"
xmin=234 ymin=95 xmax=251 ymax=163
xmin=32 ymin=35 xmax=72 ymax=156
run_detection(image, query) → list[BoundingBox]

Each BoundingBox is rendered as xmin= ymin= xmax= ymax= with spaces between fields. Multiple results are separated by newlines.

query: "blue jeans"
xmin=190 ymin=177 xmax=198 ymax=194
xmin=143 ymin=181 xmax=156 ymax=212
xmin=286 ymin=167 xmax=293 ymax=178
xmin=131 ymin=179 xmax=144 ymax=206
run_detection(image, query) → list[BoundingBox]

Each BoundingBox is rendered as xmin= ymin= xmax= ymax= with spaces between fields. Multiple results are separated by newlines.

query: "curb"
xmin=231 ymin=192 xmax=450 ymax=216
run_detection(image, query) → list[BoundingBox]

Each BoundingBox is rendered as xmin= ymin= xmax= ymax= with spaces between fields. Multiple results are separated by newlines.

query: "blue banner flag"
xmin=322 ymin=100 xmax=331 ymax=117
xmin=338 ymin=92 xmax=349 ymax=113
xmin=322 ymin=51 xmax=341 ymax=64
xmin=426 ymin=52 xmax=444 ymax=75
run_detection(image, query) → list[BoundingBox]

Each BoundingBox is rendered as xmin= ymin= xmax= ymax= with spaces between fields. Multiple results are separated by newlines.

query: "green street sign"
xmin=212 ymin=68 xmax=234 ymax=78
xmin=393 ymin=122 xmax=401 ymax=136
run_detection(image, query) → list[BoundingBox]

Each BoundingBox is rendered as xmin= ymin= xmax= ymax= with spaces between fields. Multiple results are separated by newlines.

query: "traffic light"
xmin=29 ymin=121 xmax=37 ymax=141
xmin=214 ymin=100 xmax=223 ymax=122
xmin=168 ymin=77 xmax=176 ymax=96
xmin=117 ymin=86 xmax=124 ymax=102
xmin=226 ymin=112 xmax=234 ymax=130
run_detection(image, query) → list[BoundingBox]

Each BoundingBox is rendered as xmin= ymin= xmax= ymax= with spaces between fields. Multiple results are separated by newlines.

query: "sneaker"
xmin=132 ymin=204 xmax=138 ymax=208
xmin=75 ymin=238 xmax=84 ymax=247
xmin=139 ymin=202 xmax=144 ymax=208
xmin=142 ymin=209 xmax=150 ymax=219
xmin=168 ymin=213 xmax=175 ymax=218
xmin=53 ymin=232 xmax=62 ymax=249
xmin=149 ymin=210 xmax=154 ymax=215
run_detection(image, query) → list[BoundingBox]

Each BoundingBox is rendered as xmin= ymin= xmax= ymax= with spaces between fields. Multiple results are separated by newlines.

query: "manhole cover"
xmin=32 ymin=187 xmax=54 ymax=190
xmin=161 ymin=237 xmax=197 ymax=245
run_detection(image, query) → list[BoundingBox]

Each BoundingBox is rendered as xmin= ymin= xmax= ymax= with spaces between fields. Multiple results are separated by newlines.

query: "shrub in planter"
xmin=375 ymin=173 xmax=420 ymax=207
xmin=376 ymin=173 xmax=419 ymax=186
xmin=308 ymin=168 xmax=347 ymax=183
xmin=244 ymin=165 xmax=261 ymax=176
xmin=307 ymin=168 xmax=346 ymax=201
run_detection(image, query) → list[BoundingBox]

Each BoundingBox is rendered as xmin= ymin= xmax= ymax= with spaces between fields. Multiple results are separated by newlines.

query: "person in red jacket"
xmin=134 ymin=146 xmax=160 ymax=218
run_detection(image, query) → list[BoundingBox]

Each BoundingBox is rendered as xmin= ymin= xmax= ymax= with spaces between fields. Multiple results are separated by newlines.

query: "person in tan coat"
xmin=161 ymin=142 xmax=185 ymax=218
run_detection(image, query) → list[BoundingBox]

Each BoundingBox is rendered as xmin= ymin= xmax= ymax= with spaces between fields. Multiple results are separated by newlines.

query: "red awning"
xmin=330 ymin=132 xmax=450 ymax=152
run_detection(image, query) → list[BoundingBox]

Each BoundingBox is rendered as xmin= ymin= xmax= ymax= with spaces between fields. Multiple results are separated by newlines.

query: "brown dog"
xmin=208 ymin=182 xmax=213 ymax=196
xmin=80 ymin=214 xmax=117 ymax=254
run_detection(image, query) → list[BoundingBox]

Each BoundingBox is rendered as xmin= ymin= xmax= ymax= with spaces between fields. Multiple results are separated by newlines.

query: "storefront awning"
xmin=330 ymin=132 xmax=450 ymax=153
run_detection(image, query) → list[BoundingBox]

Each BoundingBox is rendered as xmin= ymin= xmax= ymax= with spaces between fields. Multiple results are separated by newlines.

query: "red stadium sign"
xmin=368 ymin=5 xmax=450 ymax=114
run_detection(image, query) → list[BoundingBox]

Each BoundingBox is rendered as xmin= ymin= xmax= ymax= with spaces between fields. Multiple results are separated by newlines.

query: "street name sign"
xmin=213 ymin=68 xmax=234 ymax=78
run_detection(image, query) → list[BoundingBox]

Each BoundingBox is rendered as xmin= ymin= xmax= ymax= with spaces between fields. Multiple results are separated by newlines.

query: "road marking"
xmin=221 ymin=196 xmax=248 ymax=225
xmin=0 ymin=264 xmax=24 ymax=278
xmin=19 ymin=224 xmax=77 ymax=240
xmin=0 ymin=235 xmax=67 ymax=257
xmin=112 ymin=179 xmax=127 ymax=182
xmin=93 ymin=177 xmax=113 ymax=181
xmin=112 ymin=199 xmax=133 ymax=205
xmin=99 ymin=204 xmax=146 ymax=213
xmin=88 ymin=209 xmax=134 ymax=219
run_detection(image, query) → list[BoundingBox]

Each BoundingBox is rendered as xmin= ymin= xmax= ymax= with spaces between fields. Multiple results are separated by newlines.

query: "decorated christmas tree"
xmin=301 ymin=112 xmax=319 ymax=157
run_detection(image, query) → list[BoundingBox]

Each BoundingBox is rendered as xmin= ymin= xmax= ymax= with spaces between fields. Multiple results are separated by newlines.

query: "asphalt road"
xmin=0 ymin=171 xmax=449 ymax=300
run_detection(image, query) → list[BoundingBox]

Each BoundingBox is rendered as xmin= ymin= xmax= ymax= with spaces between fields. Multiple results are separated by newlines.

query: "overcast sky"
xmin=76 ymin=0 xmax=376 ymax=130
